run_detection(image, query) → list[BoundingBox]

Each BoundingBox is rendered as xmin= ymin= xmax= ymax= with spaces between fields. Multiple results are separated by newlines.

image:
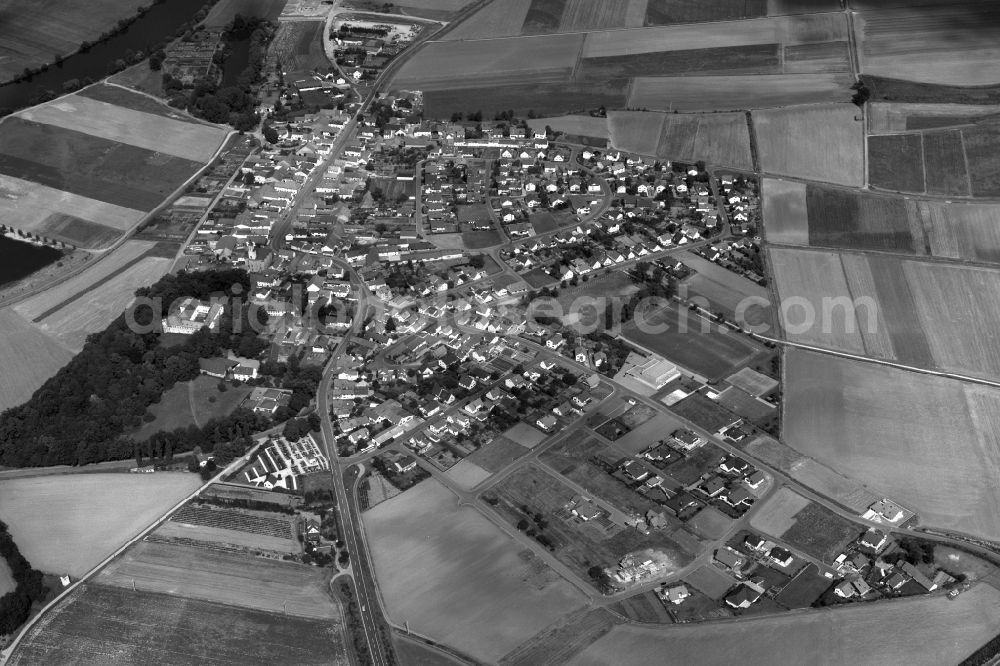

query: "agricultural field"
xmin=443 ymin=459 xmax=492 ymax=490
xmin=0 ymin=0 xmax=147 ymax=82
xmin=784 ymin=348 xmax=1000 ymax=541
xmin=868 ymin=102 xmax=1000 ymax=133
xmin=923 ymin=130 xmax=972 ymax=196
xmin=440 ymin=0 xmax=533 ymax=40
xmin=628 ymin=73 xmax=852 ymax=111
xmin=97 ymin=540 xmax=338 ymax=618
xmin=0 ymin=117 xmax=208 ymax=211
xmin=161 ymin=504 xmax=297 ymax=549
xmin=423 ymin=79 xmax=628 ymax=119
xmin=767 ymin=246 xmax=867 ymax=354
xmin=683 ymin=564 xmax=737 ymax=600
xmin=13 ymin=240 xmax=156 ymax=321
xmin=19 ymin=92 xmax=228 ymax=162
xmin=760 ymin=178 xmax=808 ymax=245
xmin=854 ymin=3 xmax=1000 ymax=86
xmin=678 ymin=252 xmax=774 ymax=326
xmin=861 ymin=75 xmax=1000 ymax=106
xmin=7 ymin=585 xmax=345 ymax=666
xmin=392 ymin=33 xmax=584 ymax=90
xmin=558 ymin=0 xmax=637 ymax=32
xmin=531 ymin=115 xmax=611 ymax=140
xmin=0 ymin=473 xmax=202 ymax=576
xmin=466 ymin=436 xmax=531 ymax=473
xmin=34 ymin=255 xmax=172 ymax=350
xmin=76 ymin=83 xmax=210 ymax=125
xmin=606 ymin=110 xmax=664 ymax=155
xmin=908 ymin=200 xmax=1000 ymax=264
xmin=963 ymin=119 xmax=1000 ymax=197
xmin=0 ymin=308 xmax=74 ymax=412
xmin=569 ymin=585 xmax=1000 ymax=666
xmin=501 ymin=608 xmax=621 ymax=666
xmin=644 ymin=0 xmax=766 ymax=25
xmin=653 ymin=112 xmax=753 ymax=170
xmin=363 ymin=478 xmax=587 ymax=663
xmin=267 ymin=20 xmax=328 ymax=72
xmin=577 ymin=44 xmax=780 ymax=80
xmin=779 ymin=502 xmax=863 ymax=563
xmin=867 ymin=133 xmax=924 ymax=193
xmin=0 ymin=173 xmax=142 ymax=248
xmin=752 ymin=103 xmax=864 ymax=185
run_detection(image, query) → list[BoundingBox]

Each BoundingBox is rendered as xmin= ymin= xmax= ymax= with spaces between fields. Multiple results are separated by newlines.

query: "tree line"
xmin=0 ymin=520 xmax=47 ymax=635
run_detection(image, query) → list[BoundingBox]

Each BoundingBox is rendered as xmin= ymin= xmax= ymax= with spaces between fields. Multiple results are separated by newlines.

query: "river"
xmin=0 ymin=0 xmax=210 ymax=114
xmin=0 ymin=235 xmax=64 ymax=287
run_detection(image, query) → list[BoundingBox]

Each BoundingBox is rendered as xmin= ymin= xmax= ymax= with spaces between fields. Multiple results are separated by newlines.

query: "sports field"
xmin=784 ymin=348 xmax=1000 ymax=540
xmin=0 ymin=0 xmax=147 ymax=82
xmin=628 ymin=73 xmax=851 ymax=111
xmin=0 ymin=117 xmax=207 ymax=212
xmin=855 ymin=3 xmax=1000 ymax=86
xmin=0 ymin=308 xmax=74 ymax=412
xmin=569 ymin=584 xmax=1000 ymax=666
xmin=363 ymin=478 xmax=587 ymax=663
xmin=622 ymin=302 xmax=766 ymax=381
xmin=20 ymin=93 xmax=227 ymax=162
xmin=7 ymin=584 xmax=345 ymax=666
xmin=97 ymin=540 xmax=338 ymax=619
xmin=0 ymin=473 xmax=202 ymax=576
xmin=753 ymin=103 xmax=864 ymax=185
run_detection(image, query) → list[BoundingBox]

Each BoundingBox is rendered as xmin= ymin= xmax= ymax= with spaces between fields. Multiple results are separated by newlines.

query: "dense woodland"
xmin=0 ymin=520 xmax=46 ymax=635
xmin=0 ymin=269 xmax=279 ymax=468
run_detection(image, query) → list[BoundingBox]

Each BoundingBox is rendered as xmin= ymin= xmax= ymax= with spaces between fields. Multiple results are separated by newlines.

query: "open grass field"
xmin=130 ymin=375 xmax=254 ymax=440
xmin=467 ymin=436 xmax=531 ymax=473
xmin=745 ymin=436 xmax=881 ymax=513
xmin=0 ymin=307 xmax=74 ymax=412
xmin=98 ymin=540 xmax=338 ymax=618
xmin=0 ymin=473 xmax=202 ymax=576
xmin=0 ymin=173 xmax=142 ymax=246
xmin=753 ymin=103 xmax=863 ymax=185
xmin=363 ymin=478 xmax=587 ymax=663
xmin=678 ymin=251 xmax=773 ymax=328
xmin=504 ymin=422 xmax=548 ymax=448
xmin=855 ymin=3 xmax=1000 ymax=86
xmin=7 ymin=584 xmax=345 ymax=666
xmin=20 ymin=93 xmax=227 ymax=162
xmin=683 ymin=564 xmax=736 ymax=600
xmin=767 ymin=246 xmax=867 ymax=354
xmin=628 ymin=73 xmax=852 ymax=111
xmin=622 ymin=302 xmax=766 ymax=381
xmin=569 ymin=584 xmax=1000 ymax=666
xmin=0 ymin=0 xmax=147 ymax=82
xmin=443 ymin=459 xmax=492 ymax=490
xmin=644 ymin=0 xmax=766 ymax=25
xmin=77 ymin=83 xmax=210 ymax=125
xmin=867 ymin=133 xmax=924 ymax=193
xmin=780 ymin=502 xmax=862 ymax=563
xmin=392 ymin=33 xmax=584 ymax=90
xmin=784 ymin=348 xmax=1000 ymax=540
xmin=0 ymin=117 xmax=206 ymax=212
xmin=13 ymin=240 xmax=155 ymax=320
xmin=36 ymin=255 xmax=171 ymax=350
xmin=748 ymin=486 xmax=810 ymax=537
